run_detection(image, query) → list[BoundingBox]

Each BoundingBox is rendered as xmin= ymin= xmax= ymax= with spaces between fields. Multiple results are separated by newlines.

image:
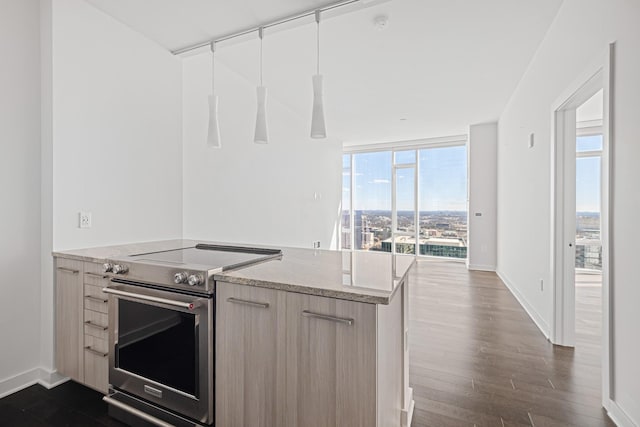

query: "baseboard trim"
xmin=467 ymin=263 xmax=496 ymax=272
xmin=496 ymin=270 xmax=550 ymax=340
xmin=401 ymin=386 xmax=414 ymax=427
xmin=607 ymin=400 xmax=638 ymax=427
xmin=38 ymin=368 xmax=69 ymax=389
xmin=0 ymin=367 xmax=69 ymax=399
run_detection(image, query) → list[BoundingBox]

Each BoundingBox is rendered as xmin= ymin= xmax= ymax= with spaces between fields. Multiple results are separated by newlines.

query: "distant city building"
xmin=381 ymin=236 xmax=467 ymax=258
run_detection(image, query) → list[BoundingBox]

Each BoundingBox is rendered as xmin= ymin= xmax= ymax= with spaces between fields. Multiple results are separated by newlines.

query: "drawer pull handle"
xmin=227 ymin=297 xmax=269 ymax=309
xmin=85 ymin=346 xmax=108 ymax=358
xmin=57 ymin=267 xmax=79 ymax=275
xmin=302 ymin=310 xmax=354 ymax=326
xmin=85 ymin=272 xmax=108 ymax=279
xmin=85 ymin=295 xmax=108 ymax=304
xmin=84 ymin=320 xmax=108 ymax=331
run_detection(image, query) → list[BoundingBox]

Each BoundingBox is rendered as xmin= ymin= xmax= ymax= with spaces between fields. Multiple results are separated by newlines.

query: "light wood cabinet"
xmin=215 ymin=283 xmax=284 ymax=427
xmin=55 ymin=257 xmax=84 ymax=382
xmin=216 ymin=281 xmax=404 ymax=427
xmin=283 ymin=292 xmax=376 ymax=427
xmin=55 ymin=257 xmax=110 ymax=394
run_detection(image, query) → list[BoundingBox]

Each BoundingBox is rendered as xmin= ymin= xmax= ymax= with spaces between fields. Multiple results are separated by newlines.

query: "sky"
xmin=343 ymin=145 xmax=468 ymax=212
xmin=343 ymin=136 xmax=602 ymax=214
xmin=576 ymin=135 xmax=602 ymax=213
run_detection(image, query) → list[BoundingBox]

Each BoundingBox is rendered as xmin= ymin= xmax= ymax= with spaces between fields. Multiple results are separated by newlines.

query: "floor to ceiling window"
xmin=341 ymin=140 xmax=468 ymax=259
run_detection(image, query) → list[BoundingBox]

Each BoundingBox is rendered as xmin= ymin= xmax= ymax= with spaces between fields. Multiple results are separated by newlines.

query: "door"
xmin=55 ymin=257 xmax=84 ymax=382
xmin=552 ymin=44 xmax=613 ymax=408
xmin=215 ymin=282 xmax=282 ymax=427
xmin=106 ymin=282 xmax=213 ymax=424
xmin=284 ymin=292 xmax=376 ymax=427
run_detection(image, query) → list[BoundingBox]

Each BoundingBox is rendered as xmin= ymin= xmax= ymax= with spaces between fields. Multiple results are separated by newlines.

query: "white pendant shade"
xmin=310 ymin=74 xmax=326 ymax=139
xmin=254 ymin=86 xmax=269 ymax=144
xmin=207 ymin=94 xmax=221 ymax=148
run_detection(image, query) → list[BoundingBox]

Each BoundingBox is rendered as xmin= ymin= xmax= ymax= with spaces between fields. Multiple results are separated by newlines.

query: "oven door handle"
xmin=103 ymin=287 xmax=199 ymax=310
xmin=103 ymin=395 xmax=175 ymax=427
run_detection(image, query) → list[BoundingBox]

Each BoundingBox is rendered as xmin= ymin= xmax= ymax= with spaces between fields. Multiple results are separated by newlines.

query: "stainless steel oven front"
xmin=104 ymin=279 xmax=214 ymax=425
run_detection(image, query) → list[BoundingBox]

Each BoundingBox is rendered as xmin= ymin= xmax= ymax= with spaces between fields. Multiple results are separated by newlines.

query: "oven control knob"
xmin=174 ymin=272 xmax=188 ymax=284
xmin=187 ymin=274 xmax=204 ymax=286
xmin=113 ymin=264 xmax=128 ymax=274
xmin=102 ymin=263 xmax=113 ymax=273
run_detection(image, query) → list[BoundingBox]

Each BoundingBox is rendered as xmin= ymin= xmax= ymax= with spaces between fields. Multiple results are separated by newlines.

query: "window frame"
xmin=341 ymin=135 xmax=468 ymax=259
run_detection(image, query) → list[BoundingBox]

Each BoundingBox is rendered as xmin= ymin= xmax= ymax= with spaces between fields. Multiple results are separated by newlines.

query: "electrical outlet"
xmin=540 ymin=279 xmax=544 ymax=291
xmin=79 ymin=211 xmax=92 ymax=229
xmin=313 ymin=241 xmax=321 ymax=249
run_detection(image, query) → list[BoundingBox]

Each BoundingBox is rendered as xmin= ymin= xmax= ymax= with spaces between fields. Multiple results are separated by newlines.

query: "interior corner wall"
xmin=51 ymin=0 xmax=183 ymax=252
xmin=181 ymin=54 xmax=342 ymax=250
xmin=37 ymin=0 xmax=184 ymax=387
xmin=496 ymin=0 xmax=640 ymax=423
xmin=467 ymin=122 xmax=497 ymax=271
xmin=0 ymin=0 xmax=43 ymax=394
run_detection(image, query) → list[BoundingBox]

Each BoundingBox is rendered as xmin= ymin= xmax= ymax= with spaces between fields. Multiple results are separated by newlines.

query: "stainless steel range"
xmin=101 ymin=244 xmax=281 ymax=427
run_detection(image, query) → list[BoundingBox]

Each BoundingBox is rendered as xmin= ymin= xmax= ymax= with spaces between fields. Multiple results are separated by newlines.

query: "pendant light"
xmin=310 ymin=9 xmax=327 ymax=139
xmin=207 ymin=42 xmax=222 ymax=148
xmin=254 ymin=27 xmax=269 ymax=144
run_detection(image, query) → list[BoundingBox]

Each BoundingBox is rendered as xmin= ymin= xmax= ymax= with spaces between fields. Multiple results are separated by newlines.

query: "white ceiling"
xmin=85 ymin=0 xmax=564 ymax=144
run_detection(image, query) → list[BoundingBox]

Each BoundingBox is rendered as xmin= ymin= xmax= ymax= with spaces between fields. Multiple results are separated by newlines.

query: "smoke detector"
xmin=373 ymin=15 xmax=389 ymax=30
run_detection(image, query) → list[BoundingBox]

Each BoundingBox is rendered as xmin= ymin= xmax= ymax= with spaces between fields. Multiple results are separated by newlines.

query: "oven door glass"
xmin=116 ymin=299 xmax=198 ymax=396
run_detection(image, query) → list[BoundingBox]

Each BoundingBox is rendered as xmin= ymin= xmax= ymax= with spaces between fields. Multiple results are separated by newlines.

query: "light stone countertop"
xmin=53 ymin=239 xmax=415 ymax=304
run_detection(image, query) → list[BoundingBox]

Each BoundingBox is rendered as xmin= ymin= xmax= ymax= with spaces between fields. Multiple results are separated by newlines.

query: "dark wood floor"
xmin=0 ymin=380 xmax=125 ymax=427
xmin=409 ymin=259 xmax=612 ymax=427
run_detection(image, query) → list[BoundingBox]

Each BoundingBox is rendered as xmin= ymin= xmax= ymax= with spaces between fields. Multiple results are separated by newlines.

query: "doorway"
xmin=574 ymin=90 xmax=604 ymax=383
xmin=551 ymin=44 xmax=614 ymax=409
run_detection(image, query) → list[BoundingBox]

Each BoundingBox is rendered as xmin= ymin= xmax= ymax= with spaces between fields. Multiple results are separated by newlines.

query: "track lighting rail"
xmin=171 ymin=0 xmax=364 ymax=56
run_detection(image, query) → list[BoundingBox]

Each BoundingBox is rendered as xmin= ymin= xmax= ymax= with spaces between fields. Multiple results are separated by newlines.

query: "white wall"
xmin=36 ymin=0 xmax=184 ymax=382
xmin=0 ymin=0 xmax=43 ymax=393
xmin=497 ymin=0 xmax=640 ymax=424
xmin=182 ymin=54 xmax=342 ymax=249
xmin=467 ymin=123 xmax=497 ymax=271
xmin=51 ymin=0 xmax=183 ymax=251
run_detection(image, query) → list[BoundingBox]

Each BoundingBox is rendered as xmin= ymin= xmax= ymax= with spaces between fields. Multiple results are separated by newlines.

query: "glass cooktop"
xmin=130 ymin=244 xmax=282 ymax=271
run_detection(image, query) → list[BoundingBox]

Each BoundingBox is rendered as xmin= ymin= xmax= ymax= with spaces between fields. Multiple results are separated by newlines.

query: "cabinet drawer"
xmin=84 ymin=271 xmax=109 ymax=287
xmin=84 ymin=262 xmax=110 ymax=287
xmin=84 ymin=284 xmax=108 ymax=313
xmin=84 ymin=283 xmax=107 ymax=298
xmin=84 ymin=309 xmax=108 ymax=340
xmin=85 ymin=335 xmax=108 ymax=355
xmin=84 ymin=336 xmax=109 ymax=395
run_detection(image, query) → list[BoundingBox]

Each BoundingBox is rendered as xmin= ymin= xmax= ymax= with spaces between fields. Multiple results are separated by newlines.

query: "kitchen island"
xmin=53 ymin=240 xmax=415 ymax=427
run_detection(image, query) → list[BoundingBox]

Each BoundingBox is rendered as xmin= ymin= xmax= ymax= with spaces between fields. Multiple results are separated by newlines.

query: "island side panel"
xmin=401 ymin=276 xmax=414 ymax=427
xmin=376 ymin=283 xmax=403 ymax=426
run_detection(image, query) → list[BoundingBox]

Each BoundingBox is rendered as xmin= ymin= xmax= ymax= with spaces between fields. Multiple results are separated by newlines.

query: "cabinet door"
xmin=55 ymin=257 xmax=84 ymax=382
xmin=215 ymin=282 xmax=284 ymax=427
xmin=84 ymin=335 xmax=109 ymax=394
xmin=284 ymin=293 xmax=376 ymax=427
